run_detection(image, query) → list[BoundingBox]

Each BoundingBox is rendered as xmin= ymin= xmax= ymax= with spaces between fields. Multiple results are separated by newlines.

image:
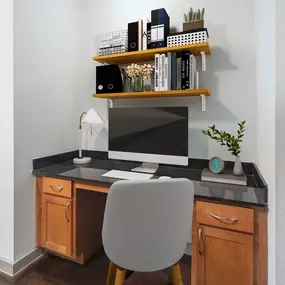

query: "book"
xmin=189 ymin=54 xmax=194 ymax=89
xmin=201 ymin=169 xmax=247 ymax=186
xmin=160 ymin=54 xmax=165 ymax=91
xmin=177 ymin=52 xmax=181 ymax=90
xmin=171 ymin=52 xmax=177 ymax=90
xmin=151 ymin=10 xmax=158 ymax=48
xmin=154 ymin=54 xmax=160 ymax=91
xmin=167 ymin=52 xmax=172 ymax=90
xmin=181 ymin=51 xmax=186 ymax=90
xmin=151 ymin=8 xmax=170 ymax=48
xmin=128 ymin=21 xmax=139 ymax=52
xmin=193 ymin=56 xmax=197 ymax=88
xmin=138 ymin=19 xmax=143 ymax=50
xmin=142 ymin=18 xmax=149 ymax=50
xmin=164 ymin=56 xmax=168 ymax=91
xmin=147 ymin=22 xmax=152 ymax=49
xmin=185 ymin=52 xmax=190 ymax=89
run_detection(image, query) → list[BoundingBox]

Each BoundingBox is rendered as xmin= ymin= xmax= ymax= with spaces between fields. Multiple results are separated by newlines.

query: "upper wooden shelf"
xmin=93 ymin=42 xmax=211 ymax=65
xmin=93 ymin=89 xmax=211 ymax=99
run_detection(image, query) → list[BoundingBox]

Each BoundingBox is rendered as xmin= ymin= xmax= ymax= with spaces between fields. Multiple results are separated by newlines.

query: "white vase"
xmin=233 ymin=156 xmax=243 ymax=176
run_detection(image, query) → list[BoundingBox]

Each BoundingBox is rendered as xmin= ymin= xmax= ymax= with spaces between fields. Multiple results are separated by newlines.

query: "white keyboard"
xmin=102 ymin=170 xmax=153 ymax=180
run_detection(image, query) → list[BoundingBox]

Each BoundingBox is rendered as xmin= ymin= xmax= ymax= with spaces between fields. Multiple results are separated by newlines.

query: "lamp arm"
xmin=79 ymin=112 xmax=87 ymax=129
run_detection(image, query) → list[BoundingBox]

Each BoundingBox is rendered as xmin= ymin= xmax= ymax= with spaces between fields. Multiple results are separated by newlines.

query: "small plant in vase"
xmin=201 ymin=121 xmax=246 ymax=175
xmin=126 ymin=63 xmax=154 ymax=92
xmin=183 ymin=7 xmax=205 ymax=32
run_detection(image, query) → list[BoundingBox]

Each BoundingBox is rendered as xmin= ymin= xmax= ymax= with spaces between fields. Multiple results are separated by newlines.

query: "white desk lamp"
xmin=73 ymin=108 xmax=105 ymax=164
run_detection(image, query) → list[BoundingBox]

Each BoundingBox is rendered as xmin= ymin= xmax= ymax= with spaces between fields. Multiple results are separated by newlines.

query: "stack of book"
xmin=154 ymin=51 xmax=197 ymax=91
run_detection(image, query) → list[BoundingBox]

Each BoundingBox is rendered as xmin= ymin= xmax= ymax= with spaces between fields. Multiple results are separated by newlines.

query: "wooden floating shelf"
xmin=93 ymin=42 xmax=211 ymax=65
xmin=93 ymin=89 xmax=211 ymax=99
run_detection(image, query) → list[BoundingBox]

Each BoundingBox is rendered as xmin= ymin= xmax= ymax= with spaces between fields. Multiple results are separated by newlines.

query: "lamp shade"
xmin=82 ymin=108 xmax=105 ymax=125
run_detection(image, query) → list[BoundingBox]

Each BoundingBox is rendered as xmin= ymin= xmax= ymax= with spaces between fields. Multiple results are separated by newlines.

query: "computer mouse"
xmin=159 ymin=176 xmax=171 ymax=179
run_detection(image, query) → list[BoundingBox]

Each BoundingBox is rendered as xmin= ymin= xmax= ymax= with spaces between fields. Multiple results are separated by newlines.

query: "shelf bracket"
xmin=108 ymin=99 xmax=114 ymax=108
xmin=200 ymin=51 xmax=206 ymax=71
xmin=200 ymin=94 xmax=206 ymax=111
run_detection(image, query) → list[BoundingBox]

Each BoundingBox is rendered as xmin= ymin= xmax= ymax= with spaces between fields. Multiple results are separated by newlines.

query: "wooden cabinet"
xmin=192 ymin=201 xmax=259 ymax=285
xmin=42 ymin=194 xmax=73 ymax=257
xmin=196 ymin=225 xmax=253 ymax=285
xmin=35 ymin=177 xmax=267 ymax=282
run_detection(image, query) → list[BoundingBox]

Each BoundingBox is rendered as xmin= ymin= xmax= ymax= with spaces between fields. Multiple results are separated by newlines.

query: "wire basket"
xmin=94 ymin=30 xmax=128 ymax=56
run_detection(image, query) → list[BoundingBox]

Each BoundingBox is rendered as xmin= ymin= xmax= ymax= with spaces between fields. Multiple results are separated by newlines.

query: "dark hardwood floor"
xmin=0 ymin=251 xmax=191 ymax=285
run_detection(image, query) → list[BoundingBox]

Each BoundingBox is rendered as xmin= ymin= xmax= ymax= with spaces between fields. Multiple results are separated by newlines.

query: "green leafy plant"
xmin=201 ymin=121 xmax=246 ymax=157
xmin=184 ymin=7 xmax=205 ymax=22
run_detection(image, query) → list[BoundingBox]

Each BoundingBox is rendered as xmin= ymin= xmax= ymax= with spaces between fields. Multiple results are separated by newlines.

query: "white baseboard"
xmin=0 ymin=247 xmax=43 ymax=277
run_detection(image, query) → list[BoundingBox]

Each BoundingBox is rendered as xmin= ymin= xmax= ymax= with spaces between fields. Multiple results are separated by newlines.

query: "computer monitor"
xmin=108 ymin=107 xmax=188 ymax=173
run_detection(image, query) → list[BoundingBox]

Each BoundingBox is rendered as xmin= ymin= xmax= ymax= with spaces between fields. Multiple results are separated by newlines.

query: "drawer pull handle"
xmin=65 ymin=203 xmax=70 ymax=222
xmin=210 ymin=213 xmax=238 ymax=222
xmin=198 ymin=228 xmax=203 ymax=255
xmin=49 ymin=184 xmax=64 ymax=192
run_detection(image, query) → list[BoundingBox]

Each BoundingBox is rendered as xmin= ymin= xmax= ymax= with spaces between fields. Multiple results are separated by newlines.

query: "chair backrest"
xmin=102 ymin=178 xmax=194 ymax=272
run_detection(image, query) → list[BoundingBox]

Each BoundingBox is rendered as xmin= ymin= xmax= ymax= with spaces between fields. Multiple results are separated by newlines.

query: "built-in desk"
xmin=33 ymin=157 xmax=268 ymax=285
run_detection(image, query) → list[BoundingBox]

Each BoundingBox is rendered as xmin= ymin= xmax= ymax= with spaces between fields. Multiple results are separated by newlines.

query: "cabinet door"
xmin=42 ymin=194 xmax=73 ymax=257
xmin=197 ymin=225 xmax=253 ymax=285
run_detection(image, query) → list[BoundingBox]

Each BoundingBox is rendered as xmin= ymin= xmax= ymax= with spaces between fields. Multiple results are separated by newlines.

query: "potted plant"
xmin=126 ymin=63 xmax=154 ymax=92
xmin=183 ymin=8 xmax=205 ymax=32
xmin=201 ymin=121 xmax=246 ymax=175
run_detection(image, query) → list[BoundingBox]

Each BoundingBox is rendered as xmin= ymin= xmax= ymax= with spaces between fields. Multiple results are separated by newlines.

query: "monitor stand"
xmin=132 ymin=162 xmax=159 ymax=174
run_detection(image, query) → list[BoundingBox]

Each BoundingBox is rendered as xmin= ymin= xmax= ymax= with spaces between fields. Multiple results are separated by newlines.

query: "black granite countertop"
xmin=33 ymin=154 xmax=268 ymax=207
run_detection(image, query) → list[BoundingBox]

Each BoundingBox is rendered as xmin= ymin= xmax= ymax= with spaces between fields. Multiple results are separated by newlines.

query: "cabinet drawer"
xmin=43 ymin=177 xmax=72 ymax=198
xmin=196 ymin=201 xmax=254 ymax=234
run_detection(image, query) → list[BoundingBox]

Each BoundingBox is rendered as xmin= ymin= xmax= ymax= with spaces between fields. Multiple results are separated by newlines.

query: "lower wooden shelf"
xmin=93 ymin=89 xmax=211 ymax=99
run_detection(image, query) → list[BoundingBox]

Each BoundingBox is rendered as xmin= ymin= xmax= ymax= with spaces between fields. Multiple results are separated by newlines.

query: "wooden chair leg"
xmin=114 ymin=267 xmax=126 ymax=285
xmin=106 ymin=261 xmax=116 ymax=285
xmin=172 ymin=264 xmax=184 ymax=285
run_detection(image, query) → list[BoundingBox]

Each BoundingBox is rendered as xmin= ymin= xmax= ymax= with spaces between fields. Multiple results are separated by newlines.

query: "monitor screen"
xmin=108 ymin=107 xmax=188 ymax=162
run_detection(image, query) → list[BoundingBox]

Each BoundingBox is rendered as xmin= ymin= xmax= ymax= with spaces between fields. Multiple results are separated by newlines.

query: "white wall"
xmin=13 ymin=0 xmax=81 ymax=262
xmin=275 ymin=0 xmax=285 ymax=283
xmin=255 ymin=0 xmax=276 ymax=283
xmin=0 ymin=0 xmax=14 ymax=262
xmin=80 ymin=0 xmax=257 ymax=163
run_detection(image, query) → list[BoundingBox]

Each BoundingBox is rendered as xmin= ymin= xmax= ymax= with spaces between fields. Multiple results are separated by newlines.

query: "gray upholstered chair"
xmin=102 ymin=178 xmax=194 ymax=285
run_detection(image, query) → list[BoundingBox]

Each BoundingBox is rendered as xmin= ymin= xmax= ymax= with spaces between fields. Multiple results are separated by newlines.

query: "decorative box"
xmin=183 ymin=20 xmax=204 ymax=32
xmin=167 ymin=28 xmax=208 ymax=47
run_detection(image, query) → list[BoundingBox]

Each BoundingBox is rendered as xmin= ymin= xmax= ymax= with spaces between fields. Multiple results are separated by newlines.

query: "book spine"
xmin=185 ymin=52 xmax=190 ymax=89
xmin=167 ymin=52 xmax=172 ymax=90
xmin=128 ymin=21 xmax=139 ymax=52
xmin=164 ymin=56 xmax=168 ymax=91
xmin=160 ymin=54 xmax=165 ymax=91
xmin=157 ymin=9 xmax=164 ymax=48
xmin=147 ymin=22 xmax=152 ymax=49
xmin=138 ymin=19 xmax=142 ymax=51
xmin=171 ymin=52 xmax=177 ymax=90
xmin=189 ymin=54 xmax=193 ymax=89
xmin=177 ymin=52 xmax=181 ymax=90
xmin=142 ymin=18 xmax=148 ymax=50
xmin=181 ymin=51 xmax=186 ymax=90
xmin=151 ymin=10 xmax=158 ymax=48
xmin=155 ymin=54 xmax=160 ymax=91
xmin=156 ymin=8 xmax=170 ymax=47
xmin=193 ymin=56 xmax=197 ymax=88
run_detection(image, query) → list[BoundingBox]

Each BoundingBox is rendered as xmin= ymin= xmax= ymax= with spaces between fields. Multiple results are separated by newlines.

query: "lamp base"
xmin=73 ymin=157 xmax=92 ymax=165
